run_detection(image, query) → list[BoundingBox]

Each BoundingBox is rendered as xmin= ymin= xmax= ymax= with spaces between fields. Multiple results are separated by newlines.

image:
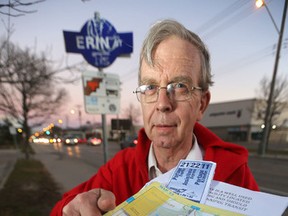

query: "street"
xmin=248 ymin=156 xmax=288 ymax=196
xmin=52 ymin=141 xmax=122 ymax=168
xmin=32 ymin=140 xmax=122 ymax=172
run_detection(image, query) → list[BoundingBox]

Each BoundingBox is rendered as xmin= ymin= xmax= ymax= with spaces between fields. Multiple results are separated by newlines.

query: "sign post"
xmin=82 ymin=70 xmax=121 ymax=162
xmin=63 ymin=12 xmax=133 ymax=163
xmin=101 ymin=114 xmax=108 ymax=163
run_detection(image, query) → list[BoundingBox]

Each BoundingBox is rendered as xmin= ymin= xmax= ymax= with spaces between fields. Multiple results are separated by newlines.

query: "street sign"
xmin=82 ymin=71 xmax=120 ymax=114
xmin=63 ymin=12 xmax=133 ymax=68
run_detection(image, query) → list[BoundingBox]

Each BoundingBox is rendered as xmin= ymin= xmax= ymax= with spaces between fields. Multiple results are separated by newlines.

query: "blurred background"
xmin=0 ymin=0 xmax=287 ymax=215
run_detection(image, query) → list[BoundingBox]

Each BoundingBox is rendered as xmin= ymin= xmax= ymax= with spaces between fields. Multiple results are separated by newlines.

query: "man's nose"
xmin=156 ymin=88 xmax=172 ymax=112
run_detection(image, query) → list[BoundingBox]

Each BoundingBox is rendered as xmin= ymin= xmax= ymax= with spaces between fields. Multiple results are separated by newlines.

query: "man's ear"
xmin=197 ymin=90 xmax=211 ymax=121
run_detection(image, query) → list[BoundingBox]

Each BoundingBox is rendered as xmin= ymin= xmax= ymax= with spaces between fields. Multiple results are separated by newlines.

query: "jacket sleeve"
xmin=225 ymin=163 xmax=259 ymax=191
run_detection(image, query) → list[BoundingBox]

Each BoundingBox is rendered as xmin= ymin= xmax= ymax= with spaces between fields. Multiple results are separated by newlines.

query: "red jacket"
xmin=51 ymin=123 xmax=259 ymax=215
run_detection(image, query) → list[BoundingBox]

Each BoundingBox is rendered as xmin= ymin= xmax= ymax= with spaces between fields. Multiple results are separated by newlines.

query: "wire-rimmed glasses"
xmin=133 ymin=82 xmax=203 ymax=103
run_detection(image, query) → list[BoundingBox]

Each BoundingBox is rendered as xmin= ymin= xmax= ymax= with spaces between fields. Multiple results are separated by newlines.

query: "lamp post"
xmin=256 ymin=0 xmax=280 ymax=34
xmin=256 ymin=0 xmax=288 ymax=155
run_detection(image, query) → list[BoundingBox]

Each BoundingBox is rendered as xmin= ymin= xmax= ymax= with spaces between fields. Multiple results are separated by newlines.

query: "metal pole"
xmin=102 ymin=114 xmax=108 ymax=163
xmin=98 ymin=68 xmax=108 ymax=163
xmin=258 ymin=0 xmax=288 ymax=155
xmin=264 ymin=3 xmax=280 ymax=34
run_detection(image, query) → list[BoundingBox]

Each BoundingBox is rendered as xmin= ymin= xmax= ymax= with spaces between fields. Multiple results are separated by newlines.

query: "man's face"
xmin=140 ymin=36 xmax=210 ymax=149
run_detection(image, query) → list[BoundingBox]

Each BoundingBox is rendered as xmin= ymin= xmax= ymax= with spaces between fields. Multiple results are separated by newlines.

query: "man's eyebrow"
xmin=140 ymin=78 xmax=158 ymax=85
xmin=140 ymin=76 xmax=194 ymax=85
xmin=171 ymin=76 xmax=193 ymax=83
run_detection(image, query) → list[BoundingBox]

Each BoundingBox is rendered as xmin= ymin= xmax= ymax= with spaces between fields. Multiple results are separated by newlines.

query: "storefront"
xmin=200 ymin=98 xmax=288 ymax=144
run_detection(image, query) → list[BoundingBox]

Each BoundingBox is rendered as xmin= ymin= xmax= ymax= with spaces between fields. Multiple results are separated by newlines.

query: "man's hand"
xmin=63 ymin=188 xmax=116 ymax=216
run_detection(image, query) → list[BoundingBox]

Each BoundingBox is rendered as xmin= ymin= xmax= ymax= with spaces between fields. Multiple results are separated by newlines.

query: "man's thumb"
xmin=97 ymin=189 xmax=116 ymax=212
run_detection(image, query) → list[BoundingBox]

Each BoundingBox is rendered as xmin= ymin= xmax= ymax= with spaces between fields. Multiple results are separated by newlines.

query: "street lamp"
xmin=256 ymin=0 xmax=288 ymax=155
xmin=255 ymin=0 xmax=280 ymax=34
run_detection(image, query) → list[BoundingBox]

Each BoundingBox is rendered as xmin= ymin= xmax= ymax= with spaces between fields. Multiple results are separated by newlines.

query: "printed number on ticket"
xmin=167 ymin=160 xmax=216 ymax=203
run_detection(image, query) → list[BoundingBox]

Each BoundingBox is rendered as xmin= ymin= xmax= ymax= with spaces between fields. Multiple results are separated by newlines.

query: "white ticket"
xmin=167 ymin=160 xmax=216 ymax=203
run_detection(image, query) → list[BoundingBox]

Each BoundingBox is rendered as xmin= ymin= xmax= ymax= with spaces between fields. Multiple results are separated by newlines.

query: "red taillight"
xmin=133 ymin=139 xmax=138 ymax=145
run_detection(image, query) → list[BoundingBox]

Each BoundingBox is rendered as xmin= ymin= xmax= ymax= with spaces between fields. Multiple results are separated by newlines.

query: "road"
xmin=248 ymin=156 xmax=288 ymax=196
xmin=55 ymin=141 xmax=121 ymax=168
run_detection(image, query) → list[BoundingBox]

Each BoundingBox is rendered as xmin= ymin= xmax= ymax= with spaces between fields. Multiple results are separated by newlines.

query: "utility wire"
xmin=215 ymin=42 xmax=287 ymax=77
xmin=196 ymin=0 xmax=276 ymax=40
xmin=202 ymin=2 xmax=255 ymax=39
xmin=196 ymin=0 xmax=250 ymax=35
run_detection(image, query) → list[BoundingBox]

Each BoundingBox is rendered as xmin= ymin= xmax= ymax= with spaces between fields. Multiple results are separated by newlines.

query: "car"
xmin=63 ymin=136 xmax=78 ymax=145
xmin=49 ymin=137 xmax=62 ymax=144
xmin=77 ymin=137 xmax=87 ymax=144
xmin=87 ymin=137 xmax=102 ymax=146
xmin=120 ymin=136 xmax=138 ymax=149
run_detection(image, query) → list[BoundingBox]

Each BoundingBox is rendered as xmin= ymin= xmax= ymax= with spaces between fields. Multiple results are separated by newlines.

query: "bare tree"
xmin=124 ymin=103 xmax=141 ymax=124
xmin=0 ymin=40 xmax=69 ymax=159
xmin=123 ymin=103 xmax=141 ymax=136
xmin=255 ymin=75 xmax=288 ymax=147
xmin=0 ymin=0 xmax=45 ymax=17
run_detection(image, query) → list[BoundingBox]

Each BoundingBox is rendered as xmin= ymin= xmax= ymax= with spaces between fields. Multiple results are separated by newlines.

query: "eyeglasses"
xmin=133 ymin=82 xmax=203 ymax=103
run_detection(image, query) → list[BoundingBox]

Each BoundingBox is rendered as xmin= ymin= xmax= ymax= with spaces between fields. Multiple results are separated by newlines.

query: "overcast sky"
xmin=1 ymin=0 xmax=287 ymax=127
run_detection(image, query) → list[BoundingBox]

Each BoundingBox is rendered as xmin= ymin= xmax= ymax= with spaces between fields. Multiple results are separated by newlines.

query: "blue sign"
xmin=63 ymin=12 xmax=133 ymax=68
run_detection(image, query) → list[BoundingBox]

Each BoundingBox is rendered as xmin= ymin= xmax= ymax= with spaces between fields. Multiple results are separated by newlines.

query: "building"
xmin=200 ymin=98 xmax=288 ymax=144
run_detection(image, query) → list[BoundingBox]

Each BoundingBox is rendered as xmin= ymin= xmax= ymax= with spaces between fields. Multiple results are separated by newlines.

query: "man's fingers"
xmin=63 ymin=188 xmax=116 ymax=216
xmin=97 ymin=189 xmax=116 ymax=212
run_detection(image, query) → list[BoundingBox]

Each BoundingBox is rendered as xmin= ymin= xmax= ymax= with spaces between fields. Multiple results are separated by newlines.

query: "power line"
xmin=202 ymin=2 xmax=255 ymax=39
xmin=196 ymin=0 xmax=250 ymax=35
xmin=195 ymin=0 xmax=277 ymax=40
xmin=215 ymin=42 xmax=286 ymax=77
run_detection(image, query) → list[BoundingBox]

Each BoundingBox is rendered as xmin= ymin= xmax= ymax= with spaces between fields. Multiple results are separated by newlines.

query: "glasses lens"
xmin=136 ymin=85 xmax=158 ymax=103
xmin=168 ymin=83 xmax=190 ymax=101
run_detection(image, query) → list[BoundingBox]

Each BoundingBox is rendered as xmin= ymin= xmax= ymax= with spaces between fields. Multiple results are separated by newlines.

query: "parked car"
xmin=77 ymin=137 xmax=87 ymax=144
xmin=87 ymin=137 xmax=102 ymax=146
xmin=63 ymin=136 xmax=78 ymax=145
xmin=120 ymin=136 xmax=138 ymax=149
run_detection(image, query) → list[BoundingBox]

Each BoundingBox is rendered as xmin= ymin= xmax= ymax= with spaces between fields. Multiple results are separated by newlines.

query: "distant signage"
xmin=209 ymin=110 xmax=242 ymax=118
xmin=63 ymin=12 xmax=133 ymax=68
xmin=82 ymin=71 xmax=120 ymax=114
xmin=111 ymin=119 xmax=132 ymax=130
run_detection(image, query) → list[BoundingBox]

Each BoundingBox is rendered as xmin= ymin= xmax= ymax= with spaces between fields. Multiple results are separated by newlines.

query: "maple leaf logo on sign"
xmin=84 ymin=78 xmax=103 ymax=95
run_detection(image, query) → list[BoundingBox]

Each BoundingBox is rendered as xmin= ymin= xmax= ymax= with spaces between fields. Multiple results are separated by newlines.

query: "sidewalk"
xmin=0 ymin=145 xmax=98 ymax=194
xmin=31 ymin=143 xmax=98 ymax=193
xmin=0 ymin=149 xmax=22 ymax=190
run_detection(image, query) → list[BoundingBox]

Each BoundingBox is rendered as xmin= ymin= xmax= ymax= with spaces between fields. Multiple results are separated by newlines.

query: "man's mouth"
xmin=154 ymin=124 xmax=177 ymax=129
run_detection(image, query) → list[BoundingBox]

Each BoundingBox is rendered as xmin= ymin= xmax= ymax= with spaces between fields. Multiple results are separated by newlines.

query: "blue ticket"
xmin=167 ymin=160 xmax=216 ymax=203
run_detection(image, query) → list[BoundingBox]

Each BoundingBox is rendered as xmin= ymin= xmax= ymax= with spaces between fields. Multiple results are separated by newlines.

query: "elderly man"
xmin=51 ymin=19 xmax=258 ymax=216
